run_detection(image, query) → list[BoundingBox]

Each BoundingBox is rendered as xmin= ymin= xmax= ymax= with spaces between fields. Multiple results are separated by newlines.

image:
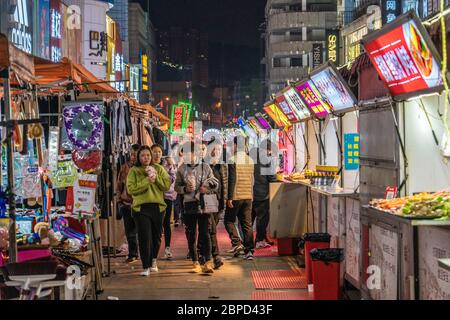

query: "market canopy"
xmin=0 ymin=33 xmax=35 ymax=84
xmin=140 ymin=103 xmax=170 ymax=124
xmin=34 ymin=57 xmax=118 ymax=94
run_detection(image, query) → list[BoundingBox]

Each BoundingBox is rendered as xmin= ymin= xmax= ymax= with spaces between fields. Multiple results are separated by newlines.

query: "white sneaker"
xmin=164 ymin=247 xmax=173 ymax=260
xmin=140 ymin=268 xmax=150 ymax=276
xmin=256 ymin=241 xmax=271 ymax=249
xmin=150 ymin=259 xmax=158 ymax=272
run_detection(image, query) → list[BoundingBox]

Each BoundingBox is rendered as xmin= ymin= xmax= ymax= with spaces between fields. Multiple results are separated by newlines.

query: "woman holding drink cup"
xmin=127 ymin=146 xmax=171 ymax=276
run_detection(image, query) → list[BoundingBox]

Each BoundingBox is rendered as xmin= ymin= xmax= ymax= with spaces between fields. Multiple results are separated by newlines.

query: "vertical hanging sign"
xmin=344 ymin=133 xmax=360 ymax=170
xmin=326 ymin=30 xmax=339 ymax=65
xmin=312 ymin=43 xmax=323 ymax=68
xmin=169 ymin=104 xmax=186 ymax=134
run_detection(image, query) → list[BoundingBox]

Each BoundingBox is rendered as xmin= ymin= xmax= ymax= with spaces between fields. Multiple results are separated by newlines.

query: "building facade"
xmin=128 ymin=1 xmax=155 ymax=103
xmin=263 ymin=0 xmax=338 ymax=99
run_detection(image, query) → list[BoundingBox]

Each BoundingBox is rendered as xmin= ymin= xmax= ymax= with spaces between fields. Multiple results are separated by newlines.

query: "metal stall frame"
xmin=361 ymin=206 xmax=450 ymax=300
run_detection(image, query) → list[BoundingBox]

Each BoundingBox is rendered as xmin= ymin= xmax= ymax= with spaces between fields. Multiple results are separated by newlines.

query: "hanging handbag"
xmin=200 ymin=193 xmax=219 ymax=214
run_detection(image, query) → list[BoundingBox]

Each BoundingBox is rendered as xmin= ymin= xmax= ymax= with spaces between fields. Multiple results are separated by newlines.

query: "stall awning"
xmin=34 ymin=57 xmax=118 ymax=93
xmin=0 ymin=33 xmax=35 ymax=84
xmin=141 ymin=103 xmax=170 ymax=124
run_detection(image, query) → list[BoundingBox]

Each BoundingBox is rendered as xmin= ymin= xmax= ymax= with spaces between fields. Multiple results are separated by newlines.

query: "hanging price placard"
xmin=52 ymin=157 xmax=79 ymax=189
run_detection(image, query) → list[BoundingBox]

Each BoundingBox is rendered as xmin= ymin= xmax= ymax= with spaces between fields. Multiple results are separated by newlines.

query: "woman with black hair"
xmin=127 ymin=146 xmax=171 ymax=276
xmin=175 ymin=141 xmax=219 ymax=274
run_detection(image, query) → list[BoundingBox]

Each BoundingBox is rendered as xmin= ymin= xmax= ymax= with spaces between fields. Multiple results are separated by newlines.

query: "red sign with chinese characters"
xmin=363 ymin=16 xmax=442 ymax=98
xmin=170 ymin=105 xmax=185 ymax=134
xmin=275 ymin=95 xmax=300 ymax=123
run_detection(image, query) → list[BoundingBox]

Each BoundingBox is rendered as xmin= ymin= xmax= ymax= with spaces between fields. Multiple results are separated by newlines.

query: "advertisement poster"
xmin=38 ymin=0 xmax=51 ymax=60
xmin=283 ymin=88 xmax=311 ymax=120
xmin=295 ymin=81 xmax=333 ymax=118
xmin=263 ymin=103 xmax=291 ymax=128
xmin=369 ymin=225 xmax=398 ymax=300
xmin=344 ymin=133 xmax=360 ymax=170
xmin=419 ymin=227 xmax=450 ymax=300
xmin=311 ymin=65 xmax=357 ymax=112
xmin=362 ymin=14 xmax=443 ymax=98
xmin=275 ymin=95 xmax=299 ymax=123
xmin=73 ymin=174 xmax=97 ymax=214
xmin=345 ymin=198 xmax=361 ymax=286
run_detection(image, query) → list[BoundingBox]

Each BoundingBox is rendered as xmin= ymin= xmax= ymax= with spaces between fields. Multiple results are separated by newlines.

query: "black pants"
xmin=174 ymin=194 xmax=183 ymax=221
xmin=183 ymin=213 xmax=211 ymax=264
xmin=133 ymin=204 xmax=164 ymax=269
xmin=209 ymin=211 xmax=220 ymax=258
xmin=120 ymin=205 xmax=138 ymax=259
xmin=252 ymin=199 xmax=270 ymax=243
xmin=224 ymin=200 xmax=254 ymax=254
xmin=163 ymin=199 xmax=173 ymax=248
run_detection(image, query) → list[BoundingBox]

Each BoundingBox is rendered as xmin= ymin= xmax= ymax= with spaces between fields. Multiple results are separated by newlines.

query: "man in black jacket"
xmin=250 ymin=143 xmax=277 ymax=249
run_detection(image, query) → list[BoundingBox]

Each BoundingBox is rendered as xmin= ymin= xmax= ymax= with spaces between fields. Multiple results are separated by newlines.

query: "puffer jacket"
xmin=174 ymin=163 xmax=219 ymax=203
xmin=228 ymin=151 xmax=254 ymax=201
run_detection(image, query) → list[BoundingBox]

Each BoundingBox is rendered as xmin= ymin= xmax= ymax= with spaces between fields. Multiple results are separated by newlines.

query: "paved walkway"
xmin=99 ymin=222 xmax=308 ymax=300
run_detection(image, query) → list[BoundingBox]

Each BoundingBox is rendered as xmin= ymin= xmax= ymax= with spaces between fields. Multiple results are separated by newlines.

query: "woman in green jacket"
xmin=127 ymin=145 xmax=171 ymax=276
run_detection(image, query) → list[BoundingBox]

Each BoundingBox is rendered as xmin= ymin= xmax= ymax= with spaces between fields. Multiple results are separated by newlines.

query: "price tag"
xmin=385 ymin=186 xmax=398 ymax=200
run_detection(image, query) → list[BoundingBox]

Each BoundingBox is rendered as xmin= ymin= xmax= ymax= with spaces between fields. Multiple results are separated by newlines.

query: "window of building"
xmin=291 ymin=57 xmax=303 ymax=67
xmin=309 ymin=29 xmax=326 ymax=41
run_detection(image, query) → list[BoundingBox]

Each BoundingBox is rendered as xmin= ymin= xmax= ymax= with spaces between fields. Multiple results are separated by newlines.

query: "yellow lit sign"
xmin=142 ymin=54 xmax=149 ymax=91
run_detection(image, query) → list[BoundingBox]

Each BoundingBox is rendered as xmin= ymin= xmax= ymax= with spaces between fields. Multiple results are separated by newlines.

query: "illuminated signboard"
xmin=37 ymin=0 xmax=51 ymax=59
xmin=263 ymin=102 xmax=291 ymax=128
xmin=295 ymin=80 xmax=333 ymax=118
xmin=326 ymin=30 xmax=339 ymax=65
xmin=142 ymin=54 xmax=149 ymax=91
xmin=169 ymin=104 xmax=186 ymax=134
xmin=275 ymin=95 xmax=300 ymax=123
xmin=255 ymin=113 xmax=272 ymax=130
xmin=178 ymin=101 xmax=192 ymax=129
xmin=361 ymin=11 xmax=444 ymax=100
xmin=283 ymin=87 xmax=311 ymax=121
xmin=10 ymin=0 xmax=33 ymax=54
xmin=237 ymin=117 xmax=257 ymax=139
xmin=310 ymin=62 xmax=357 ymax=113
xmin=248 ymin=118 xmax=261 ymax=134
xmin=50 ymin=0 xmax=62 ymax=62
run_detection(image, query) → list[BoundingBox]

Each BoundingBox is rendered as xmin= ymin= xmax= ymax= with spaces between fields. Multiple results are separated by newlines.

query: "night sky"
xmin=140 ymin=0 xmax=266 ymax=83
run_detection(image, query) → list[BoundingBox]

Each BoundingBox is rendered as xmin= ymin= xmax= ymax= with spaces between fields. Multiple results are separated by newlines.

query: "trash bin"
xmin=300 ymin=233 xmax=331 ymax=286
xmin=310 ymin=248 xmax=344 ymax=300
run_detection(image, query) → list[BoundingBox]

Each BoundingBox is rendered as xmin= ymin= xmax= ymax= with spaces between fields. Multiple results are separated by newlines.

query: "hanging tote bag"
xmin=200 ymin=193 xmax=219 ymax=214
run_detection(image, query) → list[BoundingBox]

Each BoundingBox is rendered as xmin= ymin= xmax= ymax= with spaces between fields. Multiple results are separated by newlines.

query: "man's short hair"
xmin=131 ymin=144 xmax=140 ymax=152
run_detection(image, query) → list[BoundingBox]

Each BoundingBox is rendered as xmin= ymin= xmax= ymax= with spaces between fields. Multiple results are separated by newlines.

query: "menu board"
xmin=295 ymin=80 xmax=333 ymax=118
xmin=283 ymin=87 xmax=311 ymax=120
xmin=275 ymin=95 xmax=300 ymax=123
xmin=310 ymin=63 xmax=357 ymax=113
xmin=362 ymin=11 xmax=444 ymax=99
xmin=263 ymin=103 xmax=291 ymax=128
